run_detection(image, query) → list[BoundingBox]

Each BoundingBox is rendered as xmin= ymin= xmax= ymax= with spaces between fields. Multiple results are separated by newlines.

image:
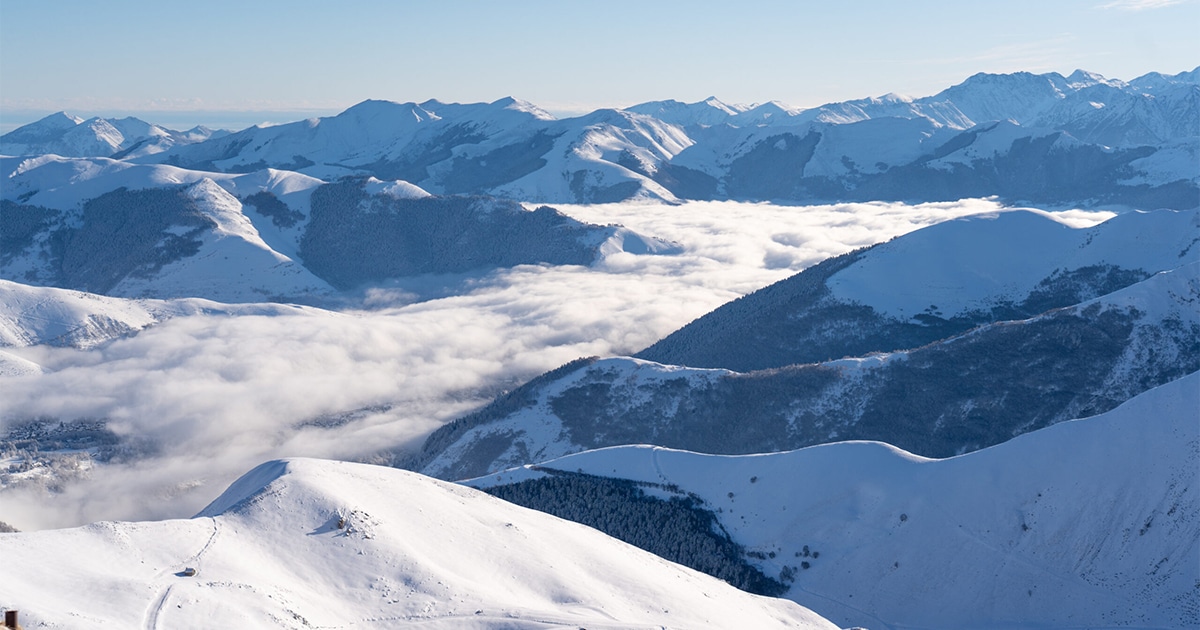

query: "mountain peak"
xmin=38 ymin=111 xmax=85 ymax=129
xmin=490 ymin=96 xmax=555 ymax=120
xmin=1066 ymin=68 xmax=1123 ymax=88
xmin=701 ymin=96 xmax=744 ymax=115
xmin=340 ymin=99 xmax=440 ymax=123
xmin=736 ymin=100 xmax=801 ymax=122
xmin=0 ymin=111 xmax=83 ymax=143
xmin=345 ymin=98 xmax=412 ymax=110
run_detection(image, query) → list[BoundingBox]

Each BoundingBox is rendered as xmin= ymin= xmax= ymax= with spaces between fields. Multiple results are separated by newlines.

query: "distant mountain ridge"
xmin=3 ymin=67 xmax=1195 ymax=208
xmin=0 ymin=112 xmax=227 ymax=158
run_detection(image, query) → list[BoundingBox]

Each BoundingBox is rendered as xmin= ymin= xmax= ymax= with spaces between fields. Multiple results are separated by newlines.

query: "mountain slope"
xmin=411 ymin=260 xmax=1200 ymax=479
xmin=0 ymin=458 xmax=835 ymax=629
xmin=637 ymin=207 xmax=1199 ymax=372
xmin=467 ymin=371 xmax=1200 ymax=630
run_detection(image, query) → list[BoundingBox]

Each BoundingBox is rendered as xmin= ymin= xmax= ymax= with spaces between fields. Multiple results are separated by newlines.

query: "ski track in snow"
xmin=143 ymin=584 xmax=172 ymax=630
xmin=924 ymin=496 xmax=1138 ymax=612
xmin=141 ymin=517 xmax=221 ymax=630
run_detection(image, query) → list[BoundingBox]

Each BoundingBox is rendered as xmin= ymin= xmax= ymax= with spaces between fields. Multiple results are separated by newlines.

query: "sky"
xmin=1 ymin=0 xmax=1197 ymax=131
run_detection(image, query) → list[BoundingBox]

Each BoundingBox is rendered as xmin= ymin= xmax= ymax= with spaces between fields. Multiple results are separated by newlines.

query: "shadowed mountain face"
xmin=298 ymin=179 xmax=601 ymax=290
xmin=3 ymin=187 xmax=215 ymax=292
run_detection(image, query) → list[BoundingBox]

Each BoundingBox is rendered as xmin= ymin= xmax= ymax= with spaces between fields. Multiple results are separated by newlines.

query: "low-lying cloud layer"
xmin=0 ymin=199 xmax=1113 ymax=529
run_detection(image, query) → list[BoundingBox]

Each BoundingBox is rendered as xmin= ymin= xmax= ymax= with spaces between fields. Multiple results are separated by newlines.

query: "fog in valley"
xmin=0 ymin=198 xmax=1113 ymax=529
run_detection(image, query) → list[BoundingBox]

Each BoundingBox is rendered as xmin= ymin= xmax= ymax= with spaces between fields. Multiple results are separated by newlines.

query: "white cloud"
xmin=1098 ymin=0 xmax=1187 ymax=10
xmin=0 ymin=199 xmax=1114 ymax=530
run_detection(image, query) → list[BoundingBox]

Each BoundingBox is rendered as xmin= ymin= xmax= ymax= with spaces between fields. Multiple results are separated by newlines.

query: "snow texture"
xmin=469 ymin=371 xmax=1200 ymax=629
xmin=0 ymin=458 xmax=835 ymax=629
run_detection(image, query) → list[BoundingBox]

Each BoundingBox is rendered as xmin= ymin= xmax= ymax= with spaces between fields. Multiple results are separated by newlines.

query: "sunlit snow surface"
xmin=0 ymin=458 xmax=836 ymax=629
xmin=0 ymin=199 xmax=1114 ymax=529
xmin=467 ymin=373 xmax=1200 ymax=629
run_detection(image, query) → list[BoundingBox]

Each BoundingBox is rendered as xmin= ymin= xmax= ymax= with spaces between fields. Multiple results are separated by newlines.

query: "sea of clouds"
xmin=0 ymin=199 xmax=1113 ymax=529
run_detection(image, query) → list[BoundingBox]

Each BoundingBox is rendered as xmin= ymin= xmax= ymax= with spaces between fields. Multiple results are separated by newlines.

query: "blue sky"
xmin=1 ymin=0 xmax=1196 ymax=131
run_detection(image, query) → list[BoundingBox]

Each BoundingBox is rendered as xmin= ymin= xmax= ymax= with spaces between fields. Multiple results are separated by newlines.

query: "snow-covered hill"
xmin=0 ymin=154 xmax=326 ymax=216
xmin=0 ymin=280 xmax=309 ymax=350
xmin=0 ymin=348 xmax=44 ymax=376
xmin=2 ymin=156 xmax=676 ymax=301
xmin=0 ymin=112 xmax=226 ymax=158
xmin=3 ymin=67 xmax=1177 ymax=207
xmin=2 ymin=174 xmax=336 ymax=302
xmin=467 ymin=371 xmax=1200 ymax=629
xmin=639 ymin=207 xmax=1199 ymax=371
xmin=410 ymin=252 xmax=1199 ymax=480
xmin=0 ymin=458 xmax=835 ymax=629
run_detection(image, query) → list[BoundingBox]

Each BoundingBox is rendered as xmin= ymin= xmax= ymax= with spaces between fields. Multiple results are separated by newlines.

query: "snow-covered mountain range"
xmin=4 ymin=68 xmax=1196 ymax=208
xmin=0 ymin=457 xmax=836 ymax=629
xmin=1 ymin=156 xmax=675 ymax=303
xmin=0 ymin=112 xmax=227 ymax=159
xmin=409 ymin=209 xmax=1199 ymax=478
xmin=465 ymin=371 xmax=1200 ymax=629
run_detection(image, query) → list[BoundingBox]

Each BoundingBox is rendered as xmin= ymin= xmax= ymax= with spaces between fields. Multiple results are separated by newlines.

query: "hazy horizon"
xmin=3 ymin=0 xmax=1198 ymax=134
xmin=4 ymin=56 xmax=1198 ymax=135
